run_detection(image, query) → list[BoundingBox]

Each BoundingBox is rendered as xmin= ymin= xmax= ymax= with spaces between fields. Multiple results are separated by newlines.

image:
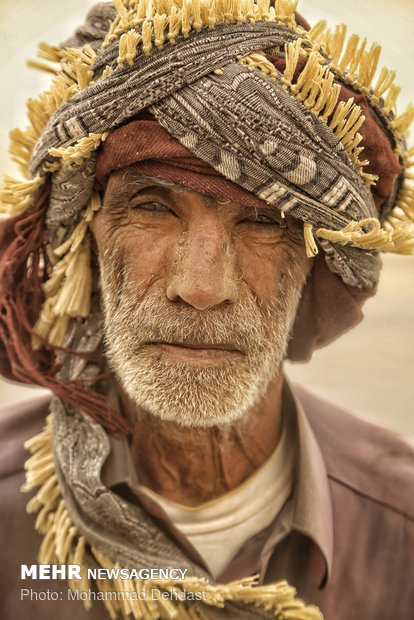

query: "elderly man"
xmin=0 ymin=1 xmax=413 ymax=619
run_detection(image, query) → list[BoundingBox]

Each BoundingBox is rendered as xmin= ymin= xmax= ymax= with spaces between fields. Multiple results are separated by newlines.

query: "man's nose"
xmin=165 ymin=225 xmax=239 ymax=310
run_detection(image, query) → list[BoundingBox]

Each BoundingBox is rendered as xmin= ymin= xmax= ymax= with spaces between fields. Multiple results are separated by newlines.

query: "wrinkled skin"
xmin=91 ymin=170 xmax=311 ymax=505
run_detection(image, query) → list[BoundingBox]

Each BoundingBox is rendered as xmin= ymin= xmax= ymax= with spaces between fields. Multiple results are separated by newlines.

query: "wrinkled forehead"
xmin=105 ymin=170 xmax=197 ymax=197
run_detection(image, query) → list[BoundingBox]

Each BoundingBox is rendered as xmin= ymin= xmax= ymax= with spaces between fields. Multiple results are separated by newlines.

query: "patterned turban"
xmin=0 ymin=0 xmax=413 ymax=435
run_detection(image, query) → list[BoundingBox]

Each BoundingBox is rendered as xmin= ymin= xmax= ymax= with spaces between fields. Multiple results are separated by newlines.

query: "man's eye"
xmin=241 ymin=214 xmax=280 ymax=226
xmin=129 ymin=200 xmax=169 ymax=212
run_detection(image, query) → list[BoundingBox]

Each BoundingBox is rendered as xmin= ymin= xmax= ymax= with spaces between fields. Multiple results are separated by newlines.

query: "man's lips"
xmin=145 ymin=341 xmax=243 ymax=362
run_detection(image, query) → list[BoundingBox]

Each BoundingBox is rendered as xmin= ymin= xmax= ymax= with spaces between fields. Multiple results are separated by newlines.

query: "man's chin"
xmin=124 ymin=394 xmax=258 ymax=428
xmin=132 ymin=400 xmax=251 ymax=428
xmin=115 ymin=358 xmax=271 ymax=428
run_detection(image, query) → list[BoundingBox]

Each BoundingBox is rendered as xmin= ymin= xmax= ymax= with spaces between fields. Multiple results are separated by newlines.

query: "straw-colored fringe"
xmin=1 ymin=40 xmax=99 ymax=216
xmin=4 ymin=79 xmax=76 ymax=182
xmin=37 ymin=41 xmax=63 ymax=64
xmin=316 ymin=218 xmax=392 ymax=250
xmin=303 ymin=223 xmax=318 ymax=258
xmin=238 ymin=52 xmax=278 ymax=79
xmin=315 ymin=215 xmax=414 ymax=254
xmin=380 ymin=159 xmax=414 ymax=254
xmin=0 ymin=174 xmax=46 ymax=216
xmin=305 ymin=19 xmax=414 ymax=247
xmin=302 ymin=21 xmax=414 ymax=251
xmin=26 ymin=59 xmax=60 ymax=75
xmin=307 ymin=20 xmax=414 ymax=138
xmin=25 ymin=42 xmax=63 ymax=75
xmin=389 ymin=104 xmax=414 ymax=140
xmin=48 ymin=132 xmax=109 ymax=167
xmin=20 ymin=43 xmax=95 ymax=161
xmin=113 ymin=0 xmax=300 ymax=62
xmin=378 ymin=144 xmax=414 ymax=253
xmin=23 ymin=415 xmax=323 ymax=620
xmin=32 ymin=192 xmax=101 ymax=349
xmin=306 ymin=163 xmax=414 ymax=254
xmin=280 ymin=39 xmax=375 ymax=185
xmin=27 ymin=42 xmax=97 ymax=90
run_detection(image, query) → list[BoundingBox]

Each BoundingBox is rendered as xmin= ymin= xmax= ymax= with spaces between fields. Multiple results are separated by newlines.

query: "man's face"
xmin=91 ymin=170 xmax=311 ymax=427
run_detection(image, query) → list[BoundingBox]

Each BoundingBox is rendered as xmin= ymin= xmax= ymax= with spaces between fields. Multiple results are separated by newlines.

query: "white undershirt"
xmin=140 ymin=422 xmax=295 ymax=578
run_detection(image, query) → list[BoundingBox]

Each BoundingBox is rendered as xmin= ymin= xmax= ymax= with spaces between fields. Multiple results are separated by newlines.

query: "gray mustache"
xmin=109 ymin=300 xmax=269 ymax=352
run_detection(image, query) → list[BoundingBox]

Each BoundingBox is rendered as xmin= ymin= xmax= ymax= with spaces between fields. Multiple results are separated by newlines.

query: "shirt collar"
xmin=285 ymin=379 xmax=334 ymax=586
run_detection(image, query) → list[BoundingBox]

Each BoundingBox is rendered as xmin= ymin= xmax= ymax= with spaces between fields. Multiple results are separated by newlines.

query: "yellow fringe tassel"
xmin=306 ymin=19 xmax=414 ymax=146
xmin=22 ymin=414 xmax=323 ymax=620
xmin=59 ymin=44 xmax=97 ymax=68
xmin=316 ymin=216 xmax=414 ymax=254
xmin=382 ymin=84 xmax=401 ymax=116
xmin=48 ymin=132 xmax=109 ymax=167
xmin=8 ymin=127 xmax=38 ymax=177
xmin=274 ymin=0 xmax=298 ymax=26
xmin=32 ymin=192 xmax=101 ymax=349
xmin=389 ymin=104 xmax=414 ymax=139
xmin=5 ymin=37 xmax=99 ymax=203
xmin=238 ymin=52 xmax=278 ymax=79
xmin=26 ymin=40 xmax=65 ymax=75
xmin=26 ymin=59 xmax=60 ymax=75
xmin=118 ymin=30 xmax=142 ymax=68
xmin=103 ymin=0 xmax=301 ymax=64
xmin=304 ymin=223 xmax=318 ymax=258
xmin=0 ymin=174 xmax=45 ymax=216
xmin=281 ymin=40 xmax=374 ymax=184
xmin=37 ymin=41 xmax=62 ymax=64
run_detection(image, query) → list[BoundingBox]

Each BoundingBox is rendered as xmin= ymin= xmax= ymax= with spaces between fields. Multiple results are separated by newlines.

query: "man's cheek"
xmin=116 ymin=235 xmax=171 ymax=290
xmin=238 ymin=244 xmax=305 ymax=306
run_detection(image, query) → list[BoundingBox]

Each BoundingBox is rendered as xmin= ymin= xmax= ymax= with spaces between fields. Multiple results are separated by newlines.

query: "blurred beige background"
xmin=0 ymin=0 xmax=413 ymax=435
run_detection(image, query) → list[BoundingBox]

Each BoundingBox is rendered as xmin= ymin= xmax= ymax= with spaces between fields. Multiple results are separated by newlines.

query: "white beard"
xmin=100 ymin=252 xmax=305 ymax=428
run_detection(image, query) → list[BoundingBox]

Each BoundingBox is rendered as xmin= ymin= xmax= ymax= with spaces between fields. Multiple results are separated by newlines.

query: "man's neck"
xmin=120 ymin=371 xmax=284 ymax=507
